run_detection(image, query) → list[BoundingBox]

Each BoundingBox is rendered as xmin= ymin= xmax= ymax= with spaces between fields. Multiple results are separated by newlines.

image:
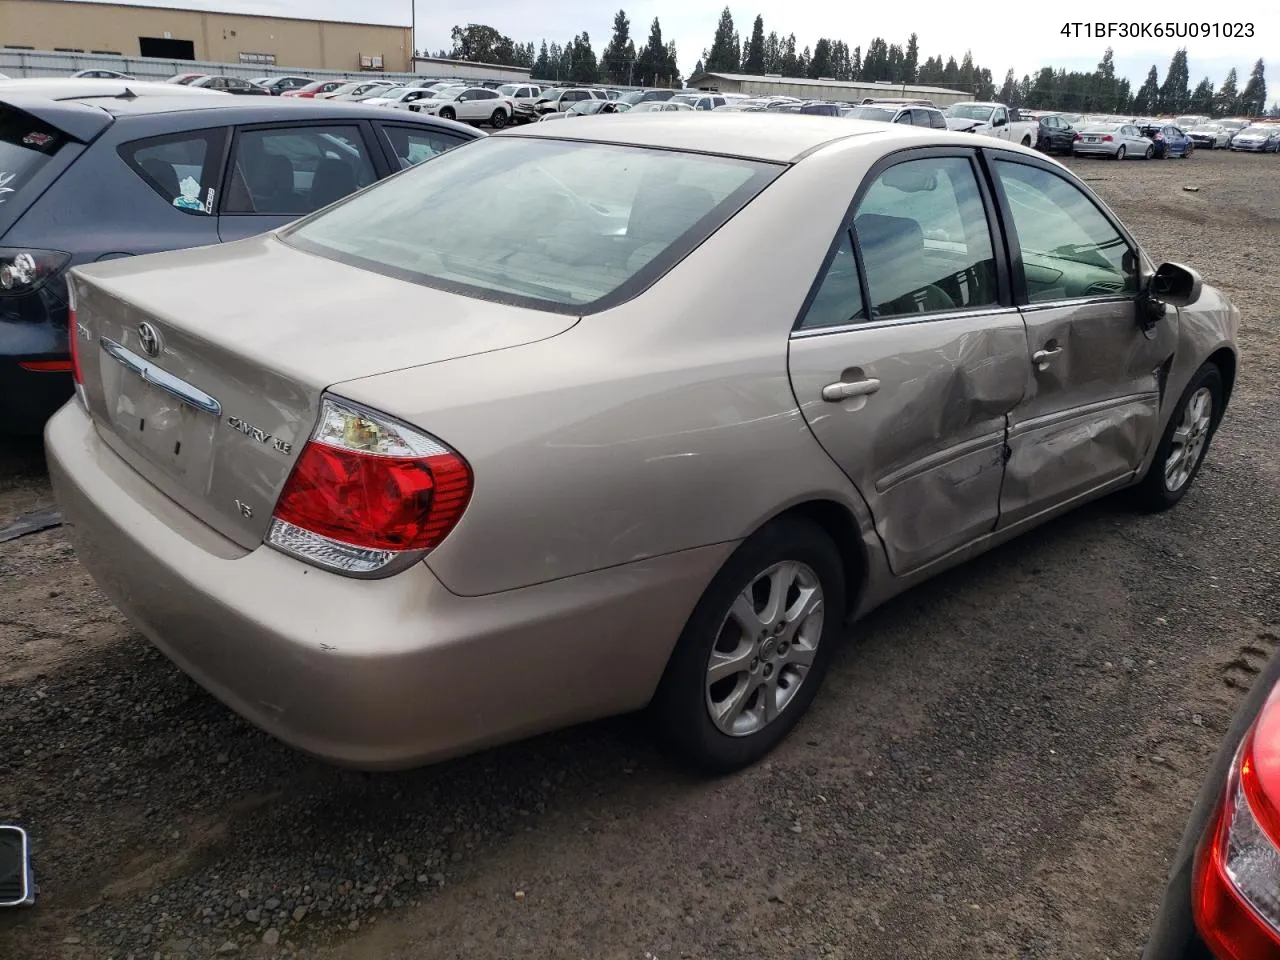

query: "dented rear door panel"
xmin=788 ymin=309 xmax=1027 ymax=576
xmin=1000 ymin=298 xmax=1176 ymax=527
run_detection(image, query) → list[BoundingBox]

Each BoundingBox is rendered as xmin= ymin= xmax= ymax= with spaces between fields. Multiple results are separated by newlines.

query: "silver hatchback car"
xmin=47 ymin=116 xmax=1239 ymax=773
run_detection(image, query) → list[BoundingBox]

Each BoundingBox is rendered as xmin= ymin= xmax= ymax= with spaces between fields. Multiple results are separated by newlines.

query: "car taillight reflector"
xmin=19 ymin=359 xmax=73 ymax=373
xmin=267 ymin=397 xmax=472 ymax=577
xmin=1193 ymin=683 xmax=1280 ymax=959
xmin=1102 ymin=135 xmax=1114 ymax=142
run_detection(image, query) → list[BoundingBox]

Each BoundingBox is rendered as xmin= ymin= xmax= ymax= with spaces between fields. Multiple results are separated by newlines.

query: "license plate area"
xmin=99 ymin=337 xmax=220 ymax=490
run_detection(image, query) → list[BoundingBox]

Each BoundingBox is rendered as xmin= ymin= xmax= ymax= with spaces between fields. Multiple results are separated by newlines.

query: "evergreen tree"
xmin=780 ymin=33 xmax=799 ymax=77
xmin=1189 ymin=77 xmax=1214 ymax=114
xmin=904 ymin=33 xmax=919 ymax=83
xmin=763 ymin=31 xmax=781 ymax=73
xmin=1157 ymin=48 xmax=1190 ymax=114
xmin=532 ymin=40 xmax=550 ymax=80
xmin=635 ymin=17 xmax=665 ymax=86
xmin=601 ymin=10 xmax=636 ymax=85
xmin=706 ymin=7 xmax=740 ymax=72
xmin=568 ymin=33 xmax=599 ymax=84
xmin=1213 ymin=67 xmax=1239 ymax=116
xmin=1240 ymin=58 xmax=1267 ymax=116
xmin=999 ymin=68 xmax=1018 ymax=106
xmin=744 ymin=15 xmax=765 ymax=74
xmin=1134 ymin=65 xmax=1160 ymax=114
xmin=810 ymin=38 xmax=833 ymax=78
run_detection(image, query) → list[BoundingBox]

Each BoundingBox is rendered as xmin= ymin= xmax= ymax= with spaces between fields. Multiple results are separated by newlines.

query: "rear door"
xmin=987 ymin=151 xmax=1175 ymax=527
xmin=216 ymin=121 xmax=381 ymax=242
xmin=787 ymin=149 xmax=1027 ymax=576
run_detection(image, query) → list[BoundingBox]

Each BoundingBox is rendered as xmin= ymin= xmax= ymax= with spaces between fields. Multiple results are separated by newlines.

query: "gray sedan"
xmin=1073 ymin=122 xmax=1155 ymax=159
xmin=48 ymin=117 xmax=1239 ymax=774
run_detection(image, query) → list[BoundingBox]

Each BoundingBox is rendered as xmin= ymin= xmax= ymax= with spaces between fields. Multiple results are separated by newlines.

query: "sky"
xmin=57 ymin=0 xmax=1278 ymax=97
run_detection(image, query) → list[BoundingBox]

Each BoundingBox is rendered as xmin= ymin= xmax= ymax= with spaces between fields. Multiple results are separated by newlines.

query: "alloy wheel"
xmin=1164 ymin=386 xmax=1214 ymax=493
xmin=705 ymin=561 xmax=824 ymax=737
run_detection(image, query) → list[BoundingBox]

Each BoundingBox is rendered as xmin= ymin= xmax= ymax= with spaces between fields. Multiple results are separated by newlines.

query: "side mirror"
xmin=1151 ymin=261 xmax=1203 ymax=308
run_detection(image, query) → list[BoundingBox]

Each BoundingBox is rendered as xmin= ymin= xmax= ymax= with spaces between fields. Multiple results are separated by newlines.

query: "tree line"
xmin=431 ymin=12 xmax=1275 ymax=116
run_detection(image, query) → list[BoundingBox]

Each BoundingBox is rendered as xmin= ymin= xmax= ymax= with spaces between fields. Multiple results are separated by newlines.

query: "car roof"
xmin=89 ymin=97 xmax=483 ymax=126
xmin=503 ymin=113 xmax=898 ymax=163
xmin=0 ymin=78 xmax=226 ymax=100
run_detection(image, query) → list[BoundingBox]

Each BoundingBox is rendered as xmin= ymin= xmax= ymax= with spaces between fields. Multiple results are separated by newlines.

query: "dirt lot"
xmin=2 ymin=148 xmax=1278 ymax=960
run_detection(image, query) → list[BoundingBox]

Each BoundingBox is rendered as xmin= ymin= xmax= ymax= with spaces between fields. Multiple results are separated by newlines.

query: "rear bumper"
xmin=1073 ymin=143 xmax=1119 ymax=156
xmin=0 ymin=356 xmax=73 ymax=436
xmin=46 ymin=402 xmax=730 ymax=769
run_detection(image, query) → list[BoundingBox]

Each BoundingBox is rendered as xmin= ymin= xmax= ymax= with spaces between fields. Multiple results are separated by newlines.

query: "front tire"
xmin=651 ymin=516 xmax=846 ymax=774
xmin=1132 ymin=362 xmax=1224 ymax=512
xmin=438 ymin=106 xmax=455 ymax=121
xmin=490 ymin=109 xmax=508 ymax=129
xmin=1185 ymin=144 xmax=1194 ymax=159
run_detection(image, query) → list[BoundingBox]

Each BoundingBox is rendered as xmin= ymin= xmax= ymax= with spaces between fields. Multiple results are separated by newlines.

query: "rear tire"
xmin=1144 ymin=144 xmax=1154 ymax=159
xmin=651 ymin=516 xmax=846 ymax=775
xmin=1115 ymin=145 xmax=1127 ymax=160
xmin=1021 ymin=136 xmax=1032 ymax=147
xmin=1131 ymin=362 xmax=1224 ymax=512
xmin=490 ymin=109 xmax=508 ymax=129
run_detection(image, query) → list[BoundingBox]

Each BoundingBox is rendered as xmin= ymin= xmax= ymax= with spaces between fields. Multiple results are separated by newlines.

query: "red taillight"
xmin=268 ymin=398 xmax=472 ymax=576
xmin=1073 ymin=133 xmax=1082 ymax=141
xmin=1193 ymin=683 xmax=1280 ymax=959
xmin=1101 ymin=135 xmax=1114 ymax=142
xmin=1156 ymin=134 xmax=1165 ymax=140
xmin=19 ymin=359 xmax=73 ymax=373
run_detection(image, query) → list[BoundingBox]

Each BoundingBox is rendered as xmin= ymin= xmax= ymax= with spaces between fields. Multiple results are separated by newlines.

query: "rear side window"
xmin=119 ymin=129 xmax=227 ymax=216
xmin=379 ymin=124 xmax=469 ymax=169
xmin=798 ymin=231 xmax=866 ymax=331
xmin=854 ymin=157 xmax=999 ymax=318
xmin=224 ymin=126 xmax=377 ymax=216
xmin=284 ymin=137 xmax=779 ymax=313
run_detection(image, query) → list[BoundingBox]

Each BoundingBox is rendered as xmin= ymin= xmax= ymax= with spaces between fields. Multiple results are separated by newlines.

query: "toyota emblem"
xmin=136 ymin=322 xmax=161 ymax=358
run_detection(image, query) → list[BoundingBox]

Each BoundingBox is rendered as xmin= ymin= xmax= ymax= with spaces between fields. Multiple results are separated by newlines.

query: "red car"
xmin=283 ymin=79 xmax=345 ymax=99
xmin=1145 ymin=654 xmax=1280 ymax=958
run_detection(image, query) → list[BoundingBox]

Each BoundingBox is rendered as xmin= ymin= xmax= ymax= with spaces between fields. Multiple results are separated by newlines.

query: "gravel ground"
xmin=1 ymin=148 xmax=1278 ymax=960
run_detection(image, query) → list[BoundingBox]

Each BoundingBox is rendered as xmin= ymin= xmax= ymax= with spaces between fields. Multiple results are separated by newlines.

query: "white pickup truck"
xmin=943 ymin=102 xmax=1039 ymax=146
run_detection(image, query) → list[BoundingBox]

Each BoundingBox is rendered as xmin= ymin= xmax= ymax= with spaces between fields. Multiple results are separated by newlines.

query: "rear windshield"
xmin=283 ymin=137 xmax=779 ymax=313
xmin=848 ymin=106 xmax=896 ymax=122
xmin=0 ymin=106 xmax=68 ymax=218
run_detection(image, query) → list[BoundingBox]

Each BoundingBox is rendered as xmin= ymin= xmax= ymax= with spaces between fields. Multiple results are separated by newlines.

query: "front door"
xmin=788 ymin=152 xmax=1028 ymax=576
xmin=987 ymin=153 xmax=1177 ymax=527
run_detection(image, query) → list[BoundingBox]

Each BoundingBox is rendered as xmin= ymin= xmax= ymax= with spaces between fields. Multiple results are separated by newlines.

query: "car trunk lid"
xmin=70 ymin=233 xmax=579 ymax=549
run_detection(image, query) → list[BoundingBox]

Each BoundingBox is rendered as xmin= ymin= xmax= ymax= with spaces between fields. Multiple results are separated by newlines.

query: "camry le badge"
xmin=136 ymin=322 xmax=161 ymax=358
xmin=226 ymin=415 xmax=292 ymax=455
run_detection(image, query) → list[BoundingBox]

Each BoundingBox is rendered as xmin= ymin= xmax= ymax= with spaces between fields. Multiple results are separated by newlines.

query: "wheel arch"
xmin=1207 ymin=346 xmax=1238 ymax=411
xmin=753 ymin=498 xmax=872 ymax=623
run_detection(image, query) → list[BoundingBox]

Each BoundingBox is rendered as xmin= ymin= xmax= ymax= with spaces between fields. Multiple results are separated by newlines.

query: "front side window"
xmin=797 ymin=231 xmax=866 ymax=331
xmin=284 ymin=137 xmax=778 ymax=312
xmin=994 ymin=160 xmax=1138 ymax=303
xmin=853 ymin=156 xmax=999 ymax=319
xmin=224 ymin=126 xmax=376 ymax=216
xmin=120 ymin=129 xmax=226 ymax=215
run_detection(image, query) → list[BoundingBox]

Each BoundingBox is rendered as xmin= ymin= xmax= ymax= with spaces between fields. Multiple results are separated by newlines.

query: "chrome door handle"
xmin=1032 ymin=346 xmax=1063 ymax=365
xmin=821 ymin=378 xmax=881 ymax=402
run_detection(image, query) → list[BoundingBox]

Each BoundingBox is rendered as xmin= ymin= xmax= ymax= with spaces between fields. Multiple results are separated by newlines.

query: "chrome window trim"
xmin=1018 ymin=294 xmax=1135 ymax=312
xmin=790 ymin=305 xmax=1021 ymax=339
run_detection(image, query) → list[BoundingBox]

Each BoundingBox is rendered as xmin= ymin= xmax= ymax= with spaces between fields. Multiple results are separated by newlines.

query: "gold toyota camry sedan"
xmin=46 ymin=114 xmax=1240 ymax=772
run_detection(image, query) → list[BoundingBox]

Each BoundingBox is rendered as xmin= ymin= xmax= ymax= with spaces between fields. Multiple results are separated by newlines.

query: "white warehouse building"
xmin=686 ymin=71 xmax=970 ymax=106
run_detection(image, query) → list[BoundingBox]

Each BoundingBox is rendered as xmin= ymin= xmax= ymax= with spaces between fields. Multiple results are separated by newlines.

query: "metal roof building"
xmin=0 ymin=0 xmax=412 ymax=72
xmin=686 ymin=71 xmax=970 ymax=106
